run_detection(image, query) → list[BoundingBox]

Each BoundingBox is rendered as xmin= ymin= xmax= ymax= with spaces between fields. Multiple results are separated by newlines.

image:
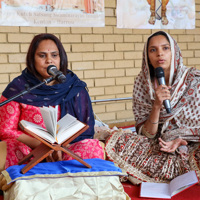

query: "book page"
xmin=140 ymin=182 xmax=171 ymax=199
xmin=57 ymin=121 xmax=85 ymax=144
xmin=20 ymin=120 xmax=56 ymax=144
xmin=40 ymin=106 xmax=57 ymax=137
xmin=50 ymin=105 xmax=58 ymax=134
xmin=169 ymin=171 xmax=198 ymax=197
xmin=57 ymin=114 xmax=77 ymax=133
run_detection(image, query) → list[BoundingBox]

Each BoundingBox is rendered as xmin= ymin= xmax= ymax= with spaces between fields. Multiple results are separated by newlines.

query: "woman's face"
xmin=34 ymin=39 xmax=60 ymax=80
xmin=148 ymin=35 xmax=172 ymax=73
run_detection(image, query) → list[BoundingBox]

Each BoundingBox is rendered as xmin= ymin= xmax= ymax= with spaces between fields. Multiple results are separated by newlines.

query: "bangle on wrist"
xmin=148 ymin=118 xmax=159 ymax=124
xmin=141 ymin=125 xmax=157 ymax=138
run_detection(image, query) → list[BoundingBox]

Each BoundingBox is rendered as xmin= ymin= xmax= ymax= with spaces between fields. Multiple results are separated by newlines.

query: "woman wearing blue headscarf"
xmin=0 ymin=33 xmax=104 ymax=191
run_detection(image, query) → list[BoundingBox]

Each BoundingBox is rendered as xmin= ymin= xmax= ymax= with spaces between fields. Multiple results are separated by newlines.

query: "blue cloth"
xmin=2 ymin=69 xmax=95 ymax=142
xmin=4 ymin=159 xmax=125 ymax=184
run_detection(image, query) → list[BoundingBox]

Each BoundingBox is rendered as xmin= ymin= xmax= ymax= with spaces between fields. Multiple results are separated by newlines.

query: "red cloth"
xmin=1 ymin=183 xmax=200 ymax=200
xmin=122 ymin=182 xmax=200 ymax=200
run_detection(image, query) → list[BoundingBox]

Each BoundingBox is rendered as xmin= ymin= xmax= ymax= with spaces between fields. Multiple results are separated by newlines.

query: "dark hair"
xmin=26 ymin=33 xmax=68 ymax=80
xmin=147 ymin=31 xmax=170 ymax=79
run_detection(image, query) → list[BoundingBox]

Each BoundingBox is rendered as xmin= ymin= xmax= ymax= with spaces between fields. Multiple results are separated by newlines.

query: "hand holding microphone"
xmin=154 ymin=67 xmax=171 ymax=113
xmin=47 ymin=65 xmax=66 ymax=83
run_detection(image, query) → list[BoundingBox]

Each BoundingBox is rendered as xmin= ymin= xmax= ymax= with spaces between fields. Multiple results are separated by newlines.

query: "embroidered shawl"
xmin=133 ymin=31 xmax=200 ymax=142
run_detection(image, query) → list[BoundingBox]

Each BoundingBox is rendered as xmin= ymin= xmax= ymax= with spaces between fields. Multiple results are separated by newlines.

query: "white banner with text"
xmin=0 ymin=0 xmax=105 ymax=27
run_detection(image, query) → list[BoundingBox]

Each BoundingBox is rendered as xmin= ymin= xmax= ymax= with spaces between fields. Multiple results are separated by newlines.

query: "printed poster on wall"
xmin=0 ymin=0 xmax=105 ymax=27
xmin=117 ymin=0 xmax=195 ymax=29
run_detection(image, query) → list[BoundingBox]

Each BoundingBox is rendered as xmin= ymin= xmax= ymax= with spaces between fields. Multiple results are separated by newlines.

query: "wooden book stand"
xmin=18 ymin=124 xmax=91 ymax=174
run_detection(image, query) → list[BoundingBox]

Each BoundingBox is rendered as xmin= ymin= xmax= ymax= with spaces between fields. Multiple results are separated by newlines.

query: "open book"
xmin=19 ymin=106 xmax=86 ymax=144
xmin=140 ymin=171 xmax=198 ymax=199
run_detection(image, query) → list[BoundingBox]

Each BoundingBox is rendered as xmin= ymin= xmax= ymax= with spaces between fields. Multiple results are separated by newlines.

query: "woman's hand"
xmin=159 ymin=137 xmax=187 ymax=153
xmin=17 ymin=134 xmax=41 ymax=149
xmin=0 ymin=174 xmax=13 ymax=191
xmin=154 ymin=85 xmax=171 ymax=109
xmin=46 ymin=150 xmax=62 ymax=162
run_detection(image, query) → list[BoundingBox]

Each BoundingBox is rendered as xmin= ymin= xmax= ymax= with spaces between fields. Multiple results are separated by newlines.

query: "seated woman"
xmin=105 ymin=31 xmax=200 ymax=184
xmin=0 ymin=33 xmax=104 ymax=190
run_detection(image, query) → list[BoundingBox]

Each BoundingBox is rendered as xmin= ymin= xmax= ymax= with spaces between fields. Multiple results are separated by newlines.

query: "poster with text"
xmin=117 ymin=0 xmax=195 ymax=29
xmin=0 ymin=0 xmax=105 ymax=27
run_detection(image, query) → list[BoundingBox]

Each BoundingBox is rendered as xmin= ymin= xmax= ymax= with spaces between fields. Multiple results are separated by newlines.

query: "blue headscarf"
xmin=3 ymin=69 xmax=95 ymax=142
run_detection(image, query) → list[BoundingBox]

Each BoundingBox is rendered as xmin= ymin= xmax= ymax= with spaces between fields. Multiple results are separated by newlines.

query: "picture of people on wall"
xmin=117 ymin=0 xmax=195 ymax=29
xmin=84 ymin=0 xmax=94 ymax=13
xmin=147 ymin=0 xmax=169 ymax=25
xmin=0 ymin=0 xmax=105 ymax=27
xmin=0 ymin=0 xmax=104 ymax=13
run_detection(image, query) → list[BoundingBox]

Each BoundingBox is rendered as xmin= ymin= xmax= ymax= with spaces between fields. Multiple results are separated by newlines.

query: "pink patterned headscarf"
xmin=133 ymin=31 xmax=200 ymax=141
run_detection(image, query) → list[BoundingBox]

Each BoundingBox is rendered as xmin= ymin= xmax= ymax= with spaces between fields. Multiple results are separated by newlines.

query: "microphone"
xmin=155 ymin=67 xmax=171 ymax=113
xmin=47 ymin=65 xmax=66 ymax=83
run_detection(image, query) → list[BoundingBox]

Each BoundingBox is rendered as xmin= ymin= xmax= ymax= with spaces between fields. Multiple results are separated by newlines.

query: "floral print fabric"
xmin=105 ymin=32 xmax=200 ymax=184
xmin=0 ymin=96 xmax=104 ymax=169
xmin=105 ymin=129 xmax=200 ymax=184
